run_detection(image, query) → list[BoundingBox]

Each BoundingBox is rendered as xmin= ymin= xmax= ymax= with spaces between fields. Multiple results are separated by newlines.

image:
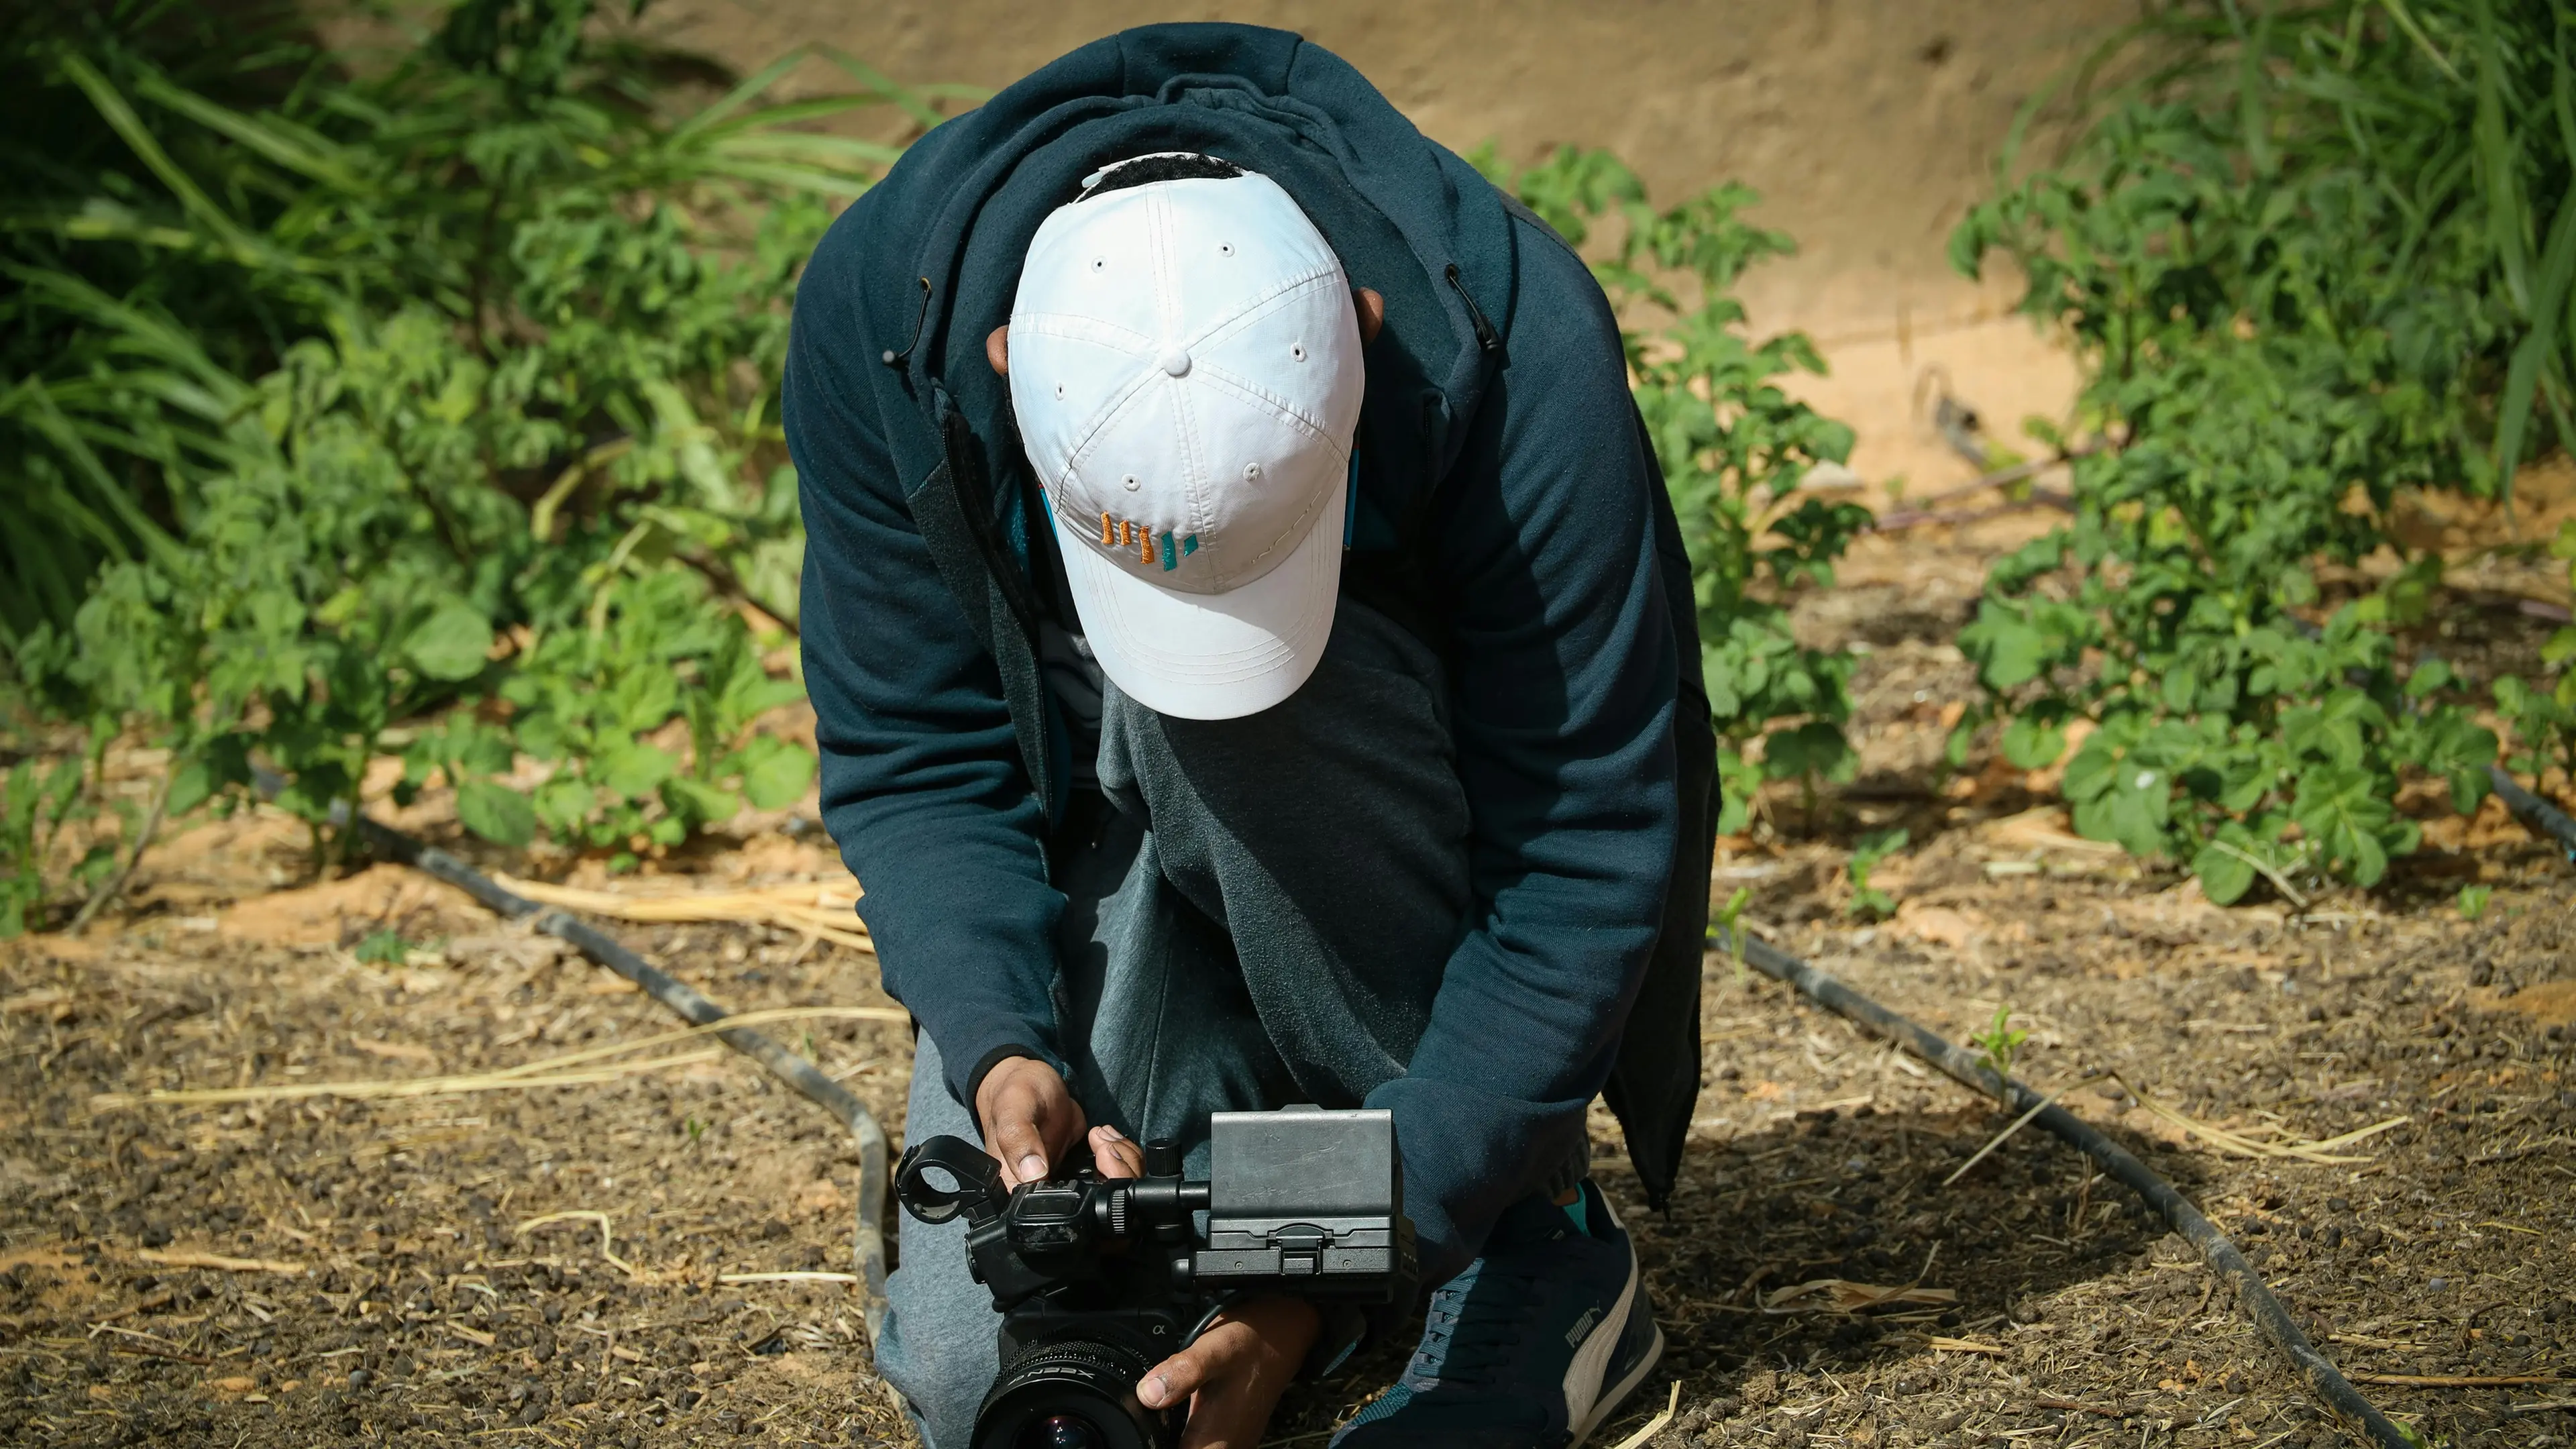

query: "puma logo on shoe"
xmin=1563 ymin=1308 xmax=1599 ymax=1348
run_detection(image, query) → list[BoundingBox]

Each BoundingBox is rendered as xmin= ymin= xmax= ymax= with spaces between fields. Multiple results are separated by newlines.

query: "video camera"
xmin=894 ymin=1105 xmax=1417 ymax=1449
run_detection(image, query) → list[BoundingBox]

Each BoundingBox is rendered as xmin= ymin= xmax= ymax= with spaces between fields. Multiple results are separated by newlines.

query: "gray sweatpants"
xmin=873 ymin=602 xmax=1569 ymax=1447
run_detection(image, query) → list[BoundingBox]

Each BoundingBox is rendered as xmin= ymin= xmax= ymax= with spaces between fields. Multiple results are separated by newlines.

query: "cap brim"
xmin=1055 ymin=484 xmax=1343 ymax=721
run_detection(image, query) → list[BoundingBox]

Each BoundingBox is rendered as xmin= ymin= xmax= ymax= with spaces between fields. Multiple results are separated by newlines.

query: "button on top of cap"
xmin=1160 ymin=347 xmax=1191 ymax=377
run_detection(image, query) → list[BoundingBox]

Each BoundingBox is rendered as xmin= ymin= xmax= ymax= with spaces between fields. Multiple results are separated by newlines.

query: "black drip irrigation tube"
xmin=1718 ymin=927 xmax=2410 ymax=1448
xmin=1718 ymin=772 xmax=2576 ymax=1449
xmin=2490 ymin=762 xmax=2576 ymax=863
xmin=289 ymin=790 xmax=893 ymax=1341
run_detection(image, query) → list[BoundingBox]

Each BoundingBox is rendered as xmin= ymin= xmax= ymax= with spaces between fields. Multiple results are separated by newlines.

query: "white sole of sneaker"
xmin=1568 ymin=1320 xmax=1664 ymax=1448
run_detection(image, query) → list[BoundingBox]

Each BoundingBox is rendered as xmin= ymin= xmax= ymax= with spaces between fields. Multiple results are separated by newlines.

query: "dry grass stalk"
xmin=475 ymin=1005 xmax=907 ymax=1081
xmin=516 ymin=1210 xmax=635 ymax=1277
xmin=90 ymin=1004 xmax=909 ymax=1110
xmin=1609 ymin=1382 xmax=1682 ymax=1449
xmin=88 ymin=1323 xmax=193 ymax=1354
xmin=136 ymin=1248 xmax=305 ymax=1275
xmin=2110 ymin=1073 xmax=2406 ymax=1163
xmin=494 ymin=873 xmax=875 ymax=954
xmin=1926 ymin=1336 xmax=2006 ymax=1355
xmin=1762 ymin=1279 xmax=1959 ymax=1313
xmin=1942 ymin=1084 xmax=2071 ymax=1187
xmin=90 ymin=1048 xmax=729 ymax=1110
xmin=717 ymin=1271 xmax=861 ymax=1286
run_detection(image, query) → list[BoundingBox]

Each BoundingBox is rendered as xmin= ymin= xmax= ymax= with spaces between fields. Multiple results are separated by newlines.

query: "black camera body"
xmin=894 ymin=1105 xmax=1416 ymax=1449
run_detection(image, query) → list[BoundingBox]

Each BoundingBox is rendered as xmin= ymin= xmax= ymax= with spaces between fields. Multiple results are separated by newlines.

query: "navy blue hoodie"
xmin=787 ymin=23 xmax=1713 ymax=1283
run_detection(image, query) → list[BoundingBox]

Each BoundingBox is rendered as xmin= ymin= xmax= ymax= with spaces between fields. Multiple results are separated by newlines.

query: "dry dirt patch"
xmin=3 ymin=797 xmax=2571 ymax=1449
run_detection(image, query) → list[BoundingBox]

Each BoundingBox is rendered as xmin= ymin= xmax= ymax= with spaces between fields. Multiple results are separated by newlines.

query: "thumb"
xmin=1137 ymin=1340 xmax=1217 ymax=1410
xmin=989 ymin=1102 xmax=1050 ymax=1187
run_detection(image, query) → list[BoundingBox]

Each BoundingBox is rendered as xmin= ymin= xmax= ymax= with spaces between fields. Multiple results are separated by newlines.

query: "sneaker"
xmin=1332 ymin=1180 xmax=1664 ymax=1449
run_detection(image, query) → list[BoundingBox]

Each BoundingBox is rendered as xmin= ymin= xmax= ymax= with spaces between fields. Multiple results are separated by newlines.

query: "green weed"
xmin=353 ymin=927 xmax=411 ymax=966
xmin=1969 ymin=1004 xmax=2029 ymax=1085
xmin=1846 ymin=829 xmax=1909 ymax=921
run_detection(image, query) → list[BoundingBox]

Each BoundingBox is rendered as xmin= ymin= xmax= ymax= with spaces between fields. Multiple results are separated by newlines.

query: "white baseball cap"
xmin=1007 ymin=158 xmax=1363 ymax=720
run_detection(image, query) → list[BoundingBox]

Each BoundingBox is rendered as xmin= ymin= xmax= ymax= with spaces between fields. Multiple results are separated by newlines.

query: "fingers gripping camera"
xmin=894 ymin=1106 xmax=1419 ymax=1449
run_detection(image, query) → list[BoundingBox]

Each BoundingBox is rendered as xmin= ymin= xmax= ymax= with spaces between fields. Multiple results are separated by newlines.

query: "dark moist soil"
xmin=3 ymin=541 xmax=2574 ymax=1449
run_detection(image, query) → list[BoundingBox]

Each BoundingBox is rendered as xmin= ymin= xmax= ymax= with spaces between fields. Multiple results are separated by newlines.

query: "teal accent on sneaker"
xmin=1331 ymin=1180 xmax=1661 ymax=1449
xmin=1343 ymin=1381 xmax=1415 ymax=1430
xmin=1561 ymin=1191 xmax=1591 ymax=1237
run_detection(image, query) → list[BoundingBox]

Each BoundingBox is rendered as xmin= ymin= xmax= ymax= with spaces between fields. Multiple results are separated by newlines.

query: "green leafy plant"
xmin=2455 ymin=883 xmax=2494 ymax=922
xmin=1969 ymin=1004 xmax=2029 ymax=1084
xmin=0 ymin=0 xmax=929 ymax=914
xmin=1946 ymin=0 xmax=2567 ymax=902
xmin=1845 ymin=828 xmax=1909 ymax=921
xmin=498 ymin=572 xmax=814 ymax=870
xmin=1472 ymin=146 xmax=1865 ymax=833
xmin=0 ymin=752 xmax=106 ymax=936
xmin=2493 ymin=521 xmax=2576 ymax=782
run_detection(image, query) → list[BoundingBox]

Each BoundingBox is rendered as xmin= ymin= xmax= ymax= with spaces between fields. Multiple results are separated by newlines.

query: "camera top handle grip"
xmin=894 ymin=1135 xmax=1010 ymax=1226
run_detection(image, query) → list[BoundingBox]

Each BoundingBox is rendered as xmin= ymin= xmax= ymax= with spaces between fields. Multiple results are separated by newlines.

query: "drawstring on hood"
xmin=877 ymin=277 xmax=933 ymax=369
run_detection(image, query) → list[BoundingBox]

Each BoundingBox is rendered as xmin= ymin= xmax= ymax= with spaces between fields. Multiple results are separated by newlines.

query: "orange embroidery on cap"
xmin=1100 ymin=511 xmax=1115 ymax=547
xmin=1141 ymin=530 xmax=1157 ymax=564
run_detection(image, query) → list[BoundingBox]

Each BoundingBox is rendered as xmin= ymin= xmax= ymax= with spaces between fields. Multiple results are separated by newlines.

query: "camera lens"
xmin=1018 ymin=1414 xmax=1104 ymax=1449
xmin=973 ymin=1337 xmax=1175 ymax=1449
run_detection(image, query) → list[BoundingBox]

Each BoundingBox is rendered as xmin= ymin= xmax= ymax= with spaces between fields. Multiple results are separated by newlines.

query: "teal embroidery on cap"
xmin=1182 ymin=534 xmax=1199 ymax=556
xmin=1160 ymin=531 xmax=1179 ymax=571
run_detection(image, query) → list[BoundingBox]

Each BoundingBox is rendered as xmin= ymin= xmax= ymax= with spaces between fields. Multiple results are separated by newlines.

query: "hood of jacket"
xmin=832 ymin=21 xmax=1519 ymax=588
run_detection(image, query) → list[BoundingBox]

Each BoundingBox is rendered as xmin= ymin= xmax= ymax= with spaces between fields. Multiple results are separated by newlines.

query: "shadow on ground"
xmin=1271 ymin=1104 xmax=2192 ymax=1442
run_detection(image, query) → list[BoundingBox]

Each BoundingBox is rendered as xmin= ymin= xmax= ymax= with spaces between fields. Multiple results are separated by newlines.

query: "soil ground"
xmin=3 ymin=515 xmax=2573 ymax=1449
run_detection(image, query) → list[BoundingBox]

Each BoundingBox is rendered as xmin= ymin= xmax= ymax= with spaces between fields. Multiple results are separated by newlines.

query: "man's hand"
xmin=1137 ymin=1295 xmax=1319 ymax=1449
xmin=973 ymin=1057 xmax=1090 ymax=1189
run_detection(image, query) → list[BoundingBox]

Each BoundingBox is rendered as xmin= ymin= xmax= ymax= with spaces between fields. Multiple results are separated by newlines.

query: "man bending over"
xmin=788 ymin=22 xmax=1717 ymax=1448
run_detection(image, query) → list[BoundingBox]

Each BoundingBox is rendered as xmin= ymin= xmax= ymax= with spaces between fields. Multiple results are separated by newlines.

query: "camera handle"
xmin=893 ymin=1136 xmax=1011 ymax=1226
